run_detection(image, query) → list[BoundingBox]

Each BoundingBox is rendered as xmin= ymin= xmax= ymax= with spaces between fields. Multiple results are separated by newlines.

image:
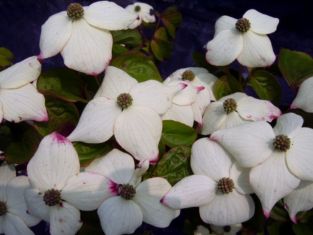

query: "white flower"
xmin=25 ymin=132 xmax=110 ymax=235
xmin=211 ymin=113 xmax=313 ymax=216
xmin=0 ymin=56 xmax=47 ymax=123
xmin=163 ymin=67 xmax=217 ymax=126
xmin=205 ymin=9 xmax=279 ymax=67
xmin=68 ymin=66 xmax=173 ymax=163
xmin=284 ymin=181 xmax=313 ymax=224
xmin=0 ymin=164 xmax=40 ymax=235
xmin=194 ymin=225 xmax=212 ymax=235
xmin=126 ymin=2 xmax=156 ymax=29
xmin=291 ymin=76 xmax=313 ymax=112
xmin=201 ymin=92 xmax=281 ymax=135
xmin=162 ymin=138 xmax=255 ymax=226
xmin=85 ymin=148 xmax=180 ymax=235
xmin=39 ymin=1 xmax=136 ymax=75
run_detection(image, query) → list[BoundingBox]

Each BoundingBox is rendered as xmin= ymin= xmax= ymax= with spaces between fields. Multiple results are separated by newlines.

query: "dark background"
xmin=0 ymin=0 xmax=313 ymax=234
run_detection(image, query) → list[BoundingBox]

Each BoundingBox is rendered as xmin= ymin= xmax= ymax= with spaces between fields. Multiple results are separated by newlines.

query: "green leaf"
xmin=111 ymin=52 xmax=162 ymax=82
xmin=112 ymin=44 xmax=129 ymax=56
xmin=270 ymin=202 xmax=289 ymax=222
xmin=34 ymin=97 xmax=79 ymax=136
xmin=151 ymin=27 xmax=172 ymax=61
xmin=293 ymin=223 xmax=313 ymax=235
xmin=74 ymin=141 xmax=112 ymax=166
xmin=37 ymin=68 xmax=87 ymax=103
xmin=248 ymin=70 xmax=281 ymax=103
xmin=278 ymin=48 xmax=313 ymax=86
xmin=151 ymin=146 xmax=192 ymax=185
xmin=213 ymin=74 xmax=243 ymax=99
xmin=6 ymin=125 xmax=41 ymax=164
xmin=161 ymin=6 xmax=182 ymax=38
xmin=111 ymin=29 xmax=142 ymax=48
xmin=162 ymin=120 xmax=197 ymax=147
xmin=0 ymin=47 xmax=14 ymax=69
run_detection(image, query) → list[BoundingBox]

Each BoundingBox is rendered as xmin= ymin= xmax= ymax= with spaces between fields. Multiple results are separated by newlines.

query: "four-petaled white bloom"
xmin=68 ymin=66 xmax=173 ymax=163
xmin=201 ymin=92 xmax=281 ymax=135
xmin=162 ymin=138 xmax=255 ymax=226
xmin=0 ymin=164 xmax=40 ymax=235
xmin=25 ymin=132 xmax=110 ymax=235
xmin=85 ymin=148 xmax=180 ymax=235
xmin=291 ymin=76 xmax=313 ymax=113
xmin=205 ymin=9 xmax=279 ymax=67
xmin=211 ymin=113 xmax=313 ymax=216
xmin=163 ymin=67 xmax=217 ymax=126
xmin=39 ymin=1 xmax=137 ymax=75
xmin=0 ymin=56 xmax=48 ymax=123
xmin=126 ymin=2 xmax=156 ymax=29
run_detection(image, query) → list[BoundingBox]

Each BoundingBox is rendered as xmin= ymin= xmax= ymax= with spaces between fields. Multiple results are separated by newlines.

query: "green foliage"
xmin=161 ymin=120 xmax=197 ymax=148
xmin=0 ymin=47 xmax=14 ymax=69
xmin=213 ymin=74 xmax=243 ymax=99
xmin=151 ymin=27 xmax=172 ymax=61
xmin=161 ymin=6 xmax=182 ymax=38
xmin=34 ymin=96 xmax=79 ymax=136
xmin=149 ymin=145 xmax=192 ymax=185
xmin=111 ymin=52 xmax=162 ymax=82
xmin=248 ymin=70 xmax=281 ymax=103
xmin=112 ymin=29 xmax=143 ymax=48
xmin=278 ymin=49 xmax=313 ymax=86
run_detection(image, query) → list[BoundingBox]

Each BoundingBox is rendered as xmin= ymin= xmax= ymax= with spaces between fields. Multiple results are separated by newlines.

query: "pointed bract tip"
xmin=209 ymin=134 xmax=218 ymax=142
xmin=36 ymin=54 xmax=44 ymax=63
xmin=149 ymin=156 xmax=159 ymax=165
xmin=36 ymin=113 xmax=49 ymax=122
xmin=179 ymin=82 xmax=188 ymax=90
xmin=109 ymin=180 xmax=118 ymax=195
xmin=51 ymin=132 xmax=69 ymax=143
xmin=290 ymin=104 xmax=298 ymax=110
xmin=196 ymin=86 xmax=205 ymax=92
xmin=263 ymin=210 xmax=271 ymax=219
xmin=291 ymin=216 xmax=297 ymax=224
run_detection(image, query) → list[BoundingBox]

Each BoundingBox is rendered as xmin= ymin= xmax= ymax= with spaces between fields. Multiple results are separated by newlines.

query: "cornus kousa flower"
xmin=284 ymin=181 xmax=313 ymax=223
xmin=162 ymin=138 xmax=255 ymax=226
xmin=25 ymin=133 xmax=111 ymax=235
xmin=201 ymin=92 xmax=281 ymax=135
xmin=290 ymin=76 xmax=313 ymax=113
xmin=163 ymin=67 xmax=217 ymax=126
xmin=0 ymin=164 xmax=40 ymax=235
xmin=211 ymin=113 xmax=313 ymax=216
xmin=126 ymin=2 xmax=156 ymax=29
xmin=68 ymin=66 xmax=173 ymax=163
xmin=39 ymin=1 xmax=136 ymax=75
xmin=205 ymin=9 xmax=279 ymax=67
xmin=85 ymin=148 xmax=180 ymax=235
xmin=0 ymin=56 xmax=47 ymax=123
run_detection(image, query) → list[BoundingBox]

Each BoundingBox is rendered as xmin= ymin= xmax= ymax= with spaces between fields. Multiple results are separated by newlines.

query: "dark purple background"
xmin=0 ymin=0 xmax=313 ymax=234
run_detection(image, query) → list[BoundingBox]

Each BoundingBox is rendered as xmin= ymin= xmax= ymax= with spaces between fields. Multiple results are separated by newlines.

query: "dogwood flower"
xmin=163 ymin=67 xmax=217 ymax=126
xmin=291 ymin=76 xmax=313 ymax=112
xmin=68 ymin=66 xmax=173 ymax=163
xmin=201 ymin=92 xmax=281 ymax=135
xmin=0 ymin=164 xmax=40 ymax=235
xmin=205 ymin=9 xmax=279 ymax=67
xmin=39 ymin=1 xmax=136 ymax=75
xmin=284 ymin=181 xmax=313 ymax=224
xmin=126 ymin=2 xmax=156 ymax=29
xmin=85 ymin=148 xmax=180 ymax=235
xmin=25 ymin=132 xmax=110 ymax=235
xmin=0 ymin=56 xmax=47 ymax=123
xmin=162 ymin=138 xmax=255 ymax=226
xmin=211 ymin=113 xmax=313 ymax=215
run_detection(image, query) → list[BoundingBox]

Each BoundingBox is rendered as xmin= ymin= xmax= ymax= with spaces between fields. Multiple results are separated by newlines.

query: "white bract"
xmin=163 ymin=67 xmax=217 ymax=126
xmin=68 ymin=66 xmax=173 ymax=163
xmin=205 ymin=9 xmax=279 ymax=67
xmin=0 ymin=56 xmax=47 ymax=123
xmin=85 ymin=148 xmax=180 ymax=235
xmin=39 ymin=1 xmax=137 ymax=75
xmin=211 ymin=113 xmax=313 ymax=216
xmin=291 ymin=76 xmax=313 ymax=113
xmin=0 ymin=164 xmax=40 ymax=235
xmin=162 ymin=138 xmax=255 ymax=226
xmin=126 ymin=2 xmax=156 ymax=29
xmin=284 ymin=181 xmax=313 ymax=224
xmin=25 ymin=133 xmax=110 ymax=235
xmin=201 ymin=92 xmax=281 ymax=135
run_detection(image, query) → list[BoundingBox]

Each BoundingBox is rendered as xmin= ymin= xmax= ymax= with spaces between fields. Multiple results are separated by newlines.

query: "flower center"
xmin=43 ymin=189 xmax=62 ymax=207
xmin=273 ymin=135 xmax=291 ymax=152
xmin=67 ymin=3 xmax=84 ymax=21
xmin=223 ymin=98 xmax=237 ymax=114
xmin=217 ymin=177 xmax=235 ymax=194
xmin=235 ymin=18 xmax=250 ymax=33
xmin=118 ymin=184 xmax=136 ymax=200
xmin=0 ymin=201 xmax=7 ymax=216
xmin=134 ymin=5 xmax=141 ymax=12
xmin=182 ymin=70 xmax=195 ymax=81
xmin=117 ymin=93 xmax=133 ymax=110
